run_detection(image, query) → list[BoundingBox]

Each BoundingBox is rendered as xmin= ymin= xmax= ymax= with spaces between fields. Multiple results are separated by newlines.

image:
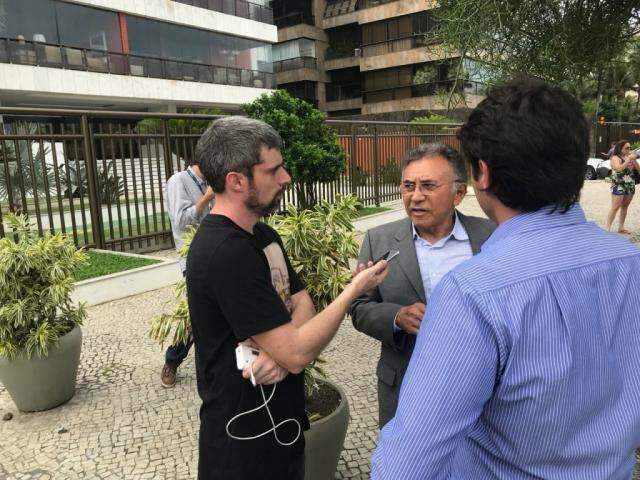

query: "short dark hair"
xmin=458 ymin=78 xmax=588 ymax=212
xmin=613 ymin=139 xmax=630 ymax=157
xmin=401 ymin=143 xmax=468 ymax=184
xmin=195 ymin=116 xmax=283 ymax=193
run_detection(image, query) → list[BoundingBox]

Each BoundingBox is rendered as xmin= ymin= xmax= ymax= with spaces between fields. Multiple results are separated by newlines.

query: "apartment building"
xmin=272 ymin=0 xmax=485 ymax=119
xmin=0 ymin=0 xmax=276 ymax=112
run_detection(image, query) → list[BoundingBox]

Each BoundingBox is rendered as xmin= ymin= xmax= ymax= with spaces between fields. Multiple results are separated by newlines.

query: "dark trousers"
xmin=165 ymin=338 xmax=193 ymax=368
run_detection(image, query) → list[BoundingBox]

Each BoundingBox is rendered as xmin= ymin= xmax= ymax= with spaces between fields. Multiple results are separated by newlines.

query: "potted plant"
xmin=269 ymin=194 xmax=360 ymax=480
xmin=150 ymin=195 xmax=361 ymax=480
xmin=0 ymin=214 xmax=88 ymax=412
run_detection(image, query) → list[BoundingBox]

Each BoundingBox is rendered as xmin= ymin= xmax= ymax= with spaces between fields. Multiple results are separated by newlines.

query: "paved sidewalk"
xmin=1 ymin=181 xmax=639 ymax=479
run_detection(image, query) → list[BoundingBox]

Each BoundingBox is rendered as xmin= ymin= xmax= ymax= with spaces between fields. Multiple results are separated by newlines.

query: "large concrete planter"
xmin=0 ymin=325 xmax=82 ymax=412
xmin=304 ymin=380 xmax=350 ymax=480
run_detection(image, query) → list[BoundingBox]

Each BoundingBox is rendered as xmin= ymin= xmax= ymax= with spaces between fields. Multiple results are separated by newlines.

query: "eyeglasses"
xmin=400 ymin=180 xmax=462 ymax=195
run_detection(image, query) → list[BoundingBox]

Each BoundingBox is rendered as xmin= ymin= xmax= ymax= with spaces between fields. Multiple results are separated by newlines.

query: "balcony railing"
xmin=274 ymin=12 xmax=315 ymax=29
xmin=172 ymin=0 xmax=273 ymax=24
xmin=326 ymin=84 xmax=361 ymax=102
xmin=0 ymin=38 xmax=275 ymax=89
xmin=362 ymin=35 xmax=434 ymax=57
xmin=273 ymin=56 xmax=317 ymax=73
xmin=360 ymin=0 xmax=398 ymax=8
xmin=363 ymin=79 xmax=485 ymax=103
xmin=325 ymin=43 xmax=360 ymax=60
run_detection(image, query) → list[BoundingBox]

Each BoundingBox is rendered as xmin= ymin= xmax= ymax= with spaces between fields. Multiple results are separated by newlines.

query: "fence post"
xmin=350 ymin=123 xmax=357 ymax=197
xmin=80 ymin=114 xmax=105 ymax=249
xmin=373 ymin=125 xmax=380 ymax=206
xmin=162 ymin=119 xmax=174 ymax=180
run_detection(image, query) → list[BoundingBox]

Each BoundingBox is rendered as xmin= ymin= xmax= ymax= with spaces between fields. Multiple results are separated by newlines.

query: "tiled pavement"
xmin=1 ymin=180 xmax=640 ymax=479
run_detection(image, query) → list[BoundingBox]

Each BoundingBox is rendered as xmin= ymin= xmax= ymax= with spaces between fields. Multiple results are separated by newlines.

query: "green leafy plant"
xmin=0 ymin=214 xmax=88 ymax=360
xmin=0 ymin=124 xmax=53 ymax=207
xmin=149 ymin=226 xmax=195 ymax=349
xmin=411 ymin=112 xmax=459 ymax=133
xmin=413 ymin=64 xmax=439 ymax=85
xmin=244 ymin=90 xmax=345 ymax=209
xmin=56 ymin=161 xmax=125 ymax=205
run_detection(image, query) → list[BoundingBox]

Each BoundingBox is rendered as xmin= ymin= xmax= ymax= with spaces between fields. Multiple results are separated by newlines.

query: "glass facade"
xmin=272 ymin=38 xmax=315 ymax=62
xmin=0 ymin=0 xmax=273 ymax=83
xmin=0 ymin=0 xmax=58 ymax=44
xmin=126 ymin=16 xmax=272 ymax=73
xmin=361 ymin=11 xmax=436 ymax=56
xmin=272 ymin=0 xmax=314 ymax=28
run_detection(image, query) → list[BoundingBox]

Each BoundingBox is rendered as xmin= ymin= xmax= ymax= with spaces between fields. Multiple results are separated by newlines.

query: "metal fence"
xmin=592 ymin=121 xmax=640 ymax=157
xmin=0 ymin=108 xmax=460 ymax=252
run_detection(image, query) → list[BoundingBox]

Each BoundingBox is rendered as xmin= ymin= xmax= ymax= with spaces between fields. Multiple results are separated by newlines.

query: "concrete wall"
xmin=361 ymin=93 xmax=484 ymax=115
xmin=324 ymin=56 xmax=360 ymax=71
xmin=0 ymin=64 xmax=271 ymax=109
xmin=361 ymin=45 xmax=454 ymax=71
xmin=276 ymin=68 xmax=330 ymax=84
xmin=66 ymin=0 xmax=277 ymax=43
xmin=358 ymin=0 xmax=436 ymax=24
xmin=278 ymin=24 xmax=328 ymax=43
xmin=325 ymin=97 xmax=362 ymax=112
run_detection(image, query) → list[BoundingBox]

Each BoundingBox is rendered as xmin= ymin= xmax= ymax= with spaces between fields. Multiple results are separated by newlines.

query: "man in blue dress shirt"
xmin=372 ymin=78 xmax=640 ymax=479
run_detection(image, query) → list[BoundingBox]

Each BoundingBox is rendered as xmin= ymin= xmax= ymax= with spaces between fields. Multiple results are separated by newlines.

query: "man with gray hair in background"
xmin=186 ymin=116 xmax=387 ymax=479
xmin=350 ymin=143 xmax=495 ymax=428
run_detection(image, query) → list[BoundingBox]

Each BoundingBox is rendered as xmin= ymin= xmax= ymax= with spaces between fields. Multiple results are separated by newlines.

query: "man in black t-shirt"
xmin=187 ymin=116 xmax=387 ymax=480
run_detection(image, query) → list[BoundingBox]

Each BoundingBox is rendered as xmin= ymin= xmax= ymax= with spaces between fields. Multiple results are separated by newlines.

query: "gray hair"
xmin=195 ymin=116 xmax=283 ymax=192
xmin=401 ymin=143 xmax=468 ymax=184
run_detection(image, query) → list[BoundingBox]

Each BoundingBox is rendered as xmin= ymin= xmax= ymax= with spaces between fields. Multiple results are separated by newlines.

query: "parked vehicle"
xmin=586 ymin=158 xmax=611 ymax=180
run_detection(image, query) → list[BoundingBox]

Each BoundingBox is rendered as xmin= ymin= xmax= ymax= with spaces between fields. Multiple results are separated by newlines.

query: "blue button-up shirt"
xmin=372 ymin=205 xmax=640 ymax=479
xmin=414 ymin=212 xmax=473 ymax=299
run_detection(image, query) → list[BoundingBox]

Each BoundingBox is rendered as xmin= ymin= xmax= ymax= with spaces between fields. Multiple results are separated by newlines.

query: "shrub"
xmin=244 ymin=90 xmax=345 ymax=209
xmin=56 ymin=160 xmax=125 ymax=205
xmin=0 ymin=214 xmax=87 ymax=360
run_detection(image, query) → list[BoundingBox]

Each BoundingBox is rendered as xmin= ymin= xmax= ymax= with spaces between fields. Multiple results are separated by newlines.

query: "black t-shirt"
xmin=186 ymin=214 xmax=310 ymax=480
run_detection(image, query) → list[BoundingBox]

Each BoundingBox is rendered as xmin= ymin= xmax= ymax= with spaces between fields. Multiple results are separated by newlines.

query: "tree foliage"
xmin=0 ymin=214 xmax=87 ymax=360
xmin=243 ymin=90 xmax=345 ymax=209
xmin=429 ymin=0 xmax=639 ymax=108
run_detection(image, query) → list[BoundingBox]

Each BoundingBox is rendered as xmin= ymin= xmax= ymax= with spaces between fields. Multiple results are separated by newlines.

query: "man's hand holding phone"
xmin=395 ymin=302 xmax=425 ymax=335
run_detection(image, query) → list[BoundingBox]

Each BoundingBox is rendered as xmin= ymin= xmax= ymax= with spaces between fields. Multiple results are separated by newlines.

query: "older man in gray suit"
xmin=350 ymin=143 xmax=495 ymax=427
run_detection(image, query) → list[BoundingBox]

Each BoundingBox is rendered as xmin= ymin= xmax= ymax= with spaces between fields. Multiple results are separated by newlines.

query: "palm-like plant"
xmin=0 ymin=214 xmax=88 ymax=360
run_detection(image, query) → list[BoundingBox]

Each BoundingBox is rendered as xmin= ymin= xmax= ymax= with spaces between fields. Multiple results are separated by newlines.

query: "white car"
xmin=585 ymin=158 xmax=611 ymax=180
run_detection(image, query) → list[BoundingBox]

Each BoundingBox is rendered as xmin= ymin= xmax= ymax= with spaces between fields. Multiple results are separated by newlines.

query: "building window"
xmin=0 ymin=0 xmax=58 ymax=44
xmin=361 ymin=11 xmax=436 ymax=56
xmin=324 ymin=0 xmax=357 ymax=19
xmin=55 ymin=2 xmax=122 ymax=52
xmin=272 ymin=0 xmax=314 ymax=28
xmin=126 ymin=15 xmax=272 ymax=73
xmin=272 ymin=38 xmax=315 ymax=62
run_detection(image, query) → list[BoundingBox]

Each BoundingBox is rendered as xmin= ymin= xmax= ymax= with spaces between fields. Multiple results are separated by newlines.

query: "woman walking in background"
xmin=605 ymin=139 xmax=639 ymax=234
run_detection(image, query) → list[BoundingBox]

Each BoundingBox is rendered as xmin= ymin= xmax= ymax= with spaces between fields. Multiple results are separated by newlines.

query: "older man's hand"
xmin=395 ymin=302 xmax=426 ymax=335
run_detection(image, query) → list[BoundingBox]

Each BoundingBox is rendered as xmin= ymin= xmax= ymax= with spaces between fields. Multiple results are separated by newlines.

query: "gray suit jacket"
xmin=349 ymin=211 xmax=496 ymax=427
